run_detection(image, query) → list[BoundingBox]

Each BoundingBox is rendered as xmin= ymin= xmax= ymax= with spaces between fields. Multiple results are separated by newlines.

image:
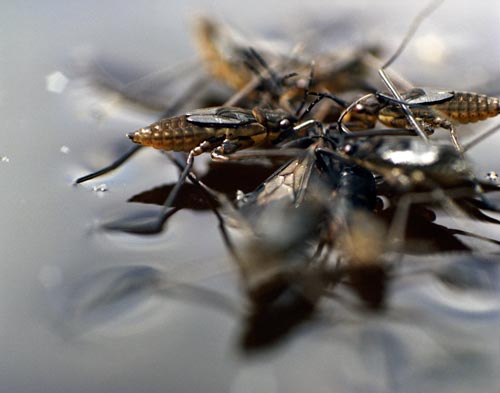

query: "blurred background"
xmin=1 ymin=1 xmax=500 ymax=392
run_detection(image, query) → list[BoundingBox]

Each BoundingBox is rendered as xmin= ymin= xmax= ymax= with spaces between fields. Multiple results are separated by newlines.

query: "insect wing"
xmin=186 ymin=107 xmax=257 ymax=128
xmin=377 ymin=88 xmax=455 ymax=106
xmin=238 ymin=152 xmax=315 ymax=211
xmin=238 ymin=140 xmax=341 ymax=214
xmin=403 ymin=88 xmax=455 ymax=105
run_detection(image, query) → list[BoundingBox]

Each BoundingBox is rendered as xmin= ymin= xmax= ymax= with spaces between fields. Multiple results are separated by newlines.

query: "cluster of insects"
xmin=75 ymin=1 xmax=500 ymax=348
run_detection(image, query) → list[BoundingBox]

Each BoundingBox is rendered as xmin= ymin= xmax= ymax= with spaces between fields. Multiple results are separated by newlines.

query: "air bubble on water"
xmin=46 ymin=71 xmax=69 ymax=94
xmin=92 ymin=184 xmax=108 ymax=194
xmin=60 ymin=145 xmax=71 ymax=154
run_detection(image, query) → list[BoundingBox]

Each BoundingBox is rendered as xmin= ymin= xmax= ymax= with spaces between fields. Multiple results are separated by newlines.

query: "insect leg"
xmin=209 ymin=147 xmax=307 ymax=161
xmin=377 ymin=0 xmax=445 ymax=142
xmin=162 ymin=135 xmax=227 ymax=208
xmin=118 ymin=136 xmax=227 ymax=234
xmin=378 ymin=69 xmax=428 ymax=141
xmin=463 ymin=123 xmax=500 ymax=151
xmin=446 ymin=123 xmax=465 ymax=154
xmin=301 ymin=91 xmax=348 ymax=125
xmin=306 ymin=92 xmax=348 ymax=110
xmin=384 ymin=186 xmax=488 ymax=261
xmin=337 ymin=93 xmax=376 ymax=134
xmin=75 ymin=145 xmax=142 ymax=184
xmin=163 ymin=152 xmax=241 ymax=261
xmin=381 ymin=0 xmax=446 ymax=71
xmin=74 ymin=74 xmax=211 ymax=184
xmin=210 ymin=137 xmax=256 ymax=161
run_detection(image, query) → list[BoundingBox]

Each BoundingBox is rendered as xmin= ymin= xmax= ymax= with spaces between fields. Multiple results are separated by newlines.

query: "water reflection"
xmin=4 ymin=0 xmax=500 ymax=392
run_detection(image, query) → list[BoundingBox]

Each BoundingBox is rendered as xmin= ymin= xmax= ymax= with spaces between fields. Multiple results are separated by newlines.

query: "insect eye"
xmin=279 ymin=118 xmax=291 ymax=129
xmin=354 ymin=104 xmax=365 ymax=113
xmin=342 ymin=143 xmax=357 ymax=156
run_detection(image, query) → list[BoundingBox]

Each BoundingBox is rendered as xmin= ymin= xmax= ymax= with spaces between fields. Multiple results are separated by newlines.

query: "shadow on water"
xmin=6 ymin=1 xmax=500 ymax=391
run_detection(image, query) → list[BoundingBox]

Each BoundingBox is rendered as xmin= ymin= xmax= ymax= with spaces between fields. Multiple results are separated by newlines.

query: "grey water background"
xmin=2 ymin=1 xmax=500 ymax=392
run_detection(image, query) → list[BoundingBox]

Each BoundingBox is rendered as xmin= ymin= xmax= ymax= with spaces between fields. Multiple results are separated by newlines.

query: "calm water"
xmin=2 ymin=1 xmax=500 ymax=392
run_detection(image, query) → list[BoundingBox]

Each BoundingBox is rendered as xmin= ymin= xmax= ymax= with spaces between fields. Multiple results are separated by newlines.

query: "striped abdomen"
xmin=127 ymin=116 xmax=228 ymax=151
xmin=434 ymin=92 xmax=500 ymax=123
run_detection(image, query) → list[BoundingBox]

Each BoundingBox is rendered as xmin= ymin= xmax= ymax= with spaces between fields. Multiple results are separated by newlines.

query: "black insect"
xmin=230 ymin=132 xmax=389 ymax=348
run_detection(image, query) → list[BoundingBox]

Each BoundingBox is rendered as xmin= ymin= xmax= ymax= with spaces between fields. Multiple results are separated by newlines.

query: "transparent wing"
xmin=186 ymin=107 xmax=257 ymax=127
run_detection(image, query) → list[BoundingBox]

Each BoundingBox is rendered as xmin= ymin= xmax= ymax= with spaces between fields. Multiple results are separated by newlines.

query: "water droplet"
xmin=60 ymin=145 xmax=70 ymax=154
xmin=236 ymin=190 xmax=245 ymax=201
xmin=46 ymin=71 xmax=69 ymax=94
xmin=92 ymin=184 xmax=108 ymax=195
xmin=1 ymin=156 xmax=10 ymax=163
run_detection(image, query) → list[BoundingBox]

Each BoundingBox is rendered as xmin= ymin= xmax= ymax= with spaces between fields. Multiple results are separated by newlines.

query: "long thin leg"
xmin=463 ymin=123 xmax=500 ymax=151
xmin=337 ymin=93 xmax=375 ymax=134
xmin=385 ymin=187 xmax=488 ymax=262
xmin=75 ymin=145 xmax=142 ymax=184
xmin=377 ymin=0 xmax=445 ymax=142
xmin=164 ymin=152 xmax=241 ymax=262
xmin=123 ymin=134 xmax=228 ymax=234
xmin=447 ymin=124 xmax=465 ymax=154
xmin=74 ymin=74 xmax=211 ymax=184
xmin=118 ymin=153 xmax=197 ymax=235
xmin=162 ymin=152 xmax=195 ymax=213
xmin=381 ymin=0 xmax=446 ymax=70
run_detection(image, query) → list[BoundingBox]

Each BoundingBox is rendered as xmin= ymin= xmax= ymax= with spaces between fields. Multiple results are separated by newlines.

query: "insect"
xmin=72 ymin=66 xmax=216 ymax=185
xmin=74 ymin=42 xmax=320 ymax=186
xmin=310 ymin=144 xmax=388 ymax=309
xmin=317 ymin=133 xmax=500 ymax=257
xmin=231 ymin=139 xmax=340 ymax=348
xmin=123 ymin=95 xmax=328 ymax=233
xmin=233 ymin=138 xmax=341 ymax=304
xmin=229 ymin=130 xmax=393 ymax=347
xmin=305 ymin=0 xmax=498 ymax=155
xmin=192 ymin=15 xmax=380 ymax=111
xmin=338 ymin=88 xmax=500 ymax=153
xmin=314 ymin=128 xmax=500 ymax=305
xmin=74 ymin=10 xmax=379 ymax=187
xmin=127 ymin=106 xmax=306 ymax=157
xmin=337 ymin=136 xmax=473 ymax=191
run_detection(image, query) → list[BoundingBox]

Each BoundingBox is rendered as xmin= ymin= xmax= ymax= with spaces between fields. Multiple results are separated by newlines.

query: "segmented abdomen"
xmin=435 ymin=92 xmax=500 ymax=123
xmin=127 ymin=116 xmax=221 ymax=151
